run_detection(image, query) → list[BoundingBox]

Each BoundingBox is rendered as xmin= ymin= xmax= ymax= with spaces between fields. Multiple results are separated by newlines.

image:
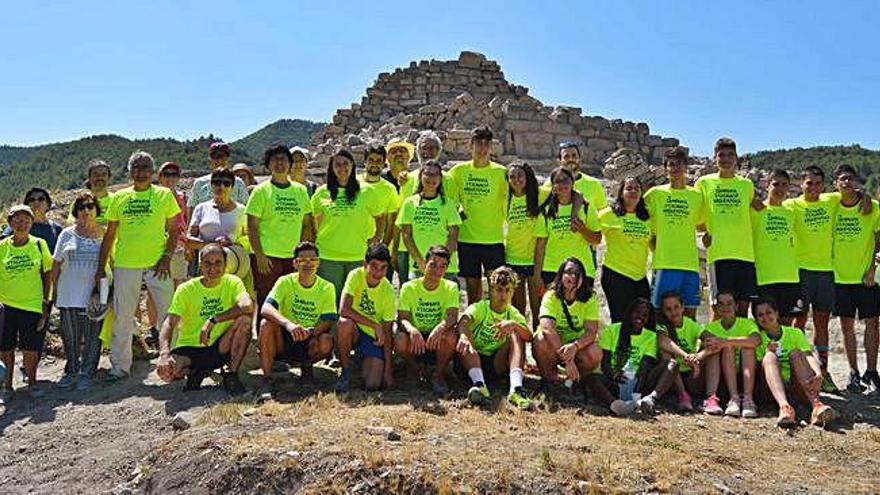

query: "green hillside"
xmin=233 ymin=119 xmax=324 ymax=161
xmin=743 ymin=144 xmax=880 ymax=192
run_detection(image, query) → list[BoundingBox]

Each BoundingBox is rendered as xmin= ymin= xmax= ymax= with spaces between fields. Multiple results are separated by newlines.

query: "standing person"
xmin=187 ymin=141 xmax=249 ymax=219
xmin=157 ymin=162 xmax=188 ymax=287
xmin=2 ymin=188 xmax=64 ymax=254
xmin=85 ymin=159 xmax=115 ymax=224
xmin=598 ymin=176 xmax=652 ymax=323
xmin=289 ymin=147 xmax=317 ymax=196
xmin=449 ymin=126 xmax=508 ymax=304
xmin=50 ymin=193 xmax=105 ymax=390
xmin=96 ymin=151 xmax=181 ymax=381
xmin=311 ymin=148 xmax=385 ymax=298
xmin=381 ymin=139 xmax=414 ymax=281
xmin=187 ymin=168 xmax=247 ymax=251
xmin=0 ymin=205 xmax=52 ymax=400
xmin=395 ymin=161 xmax=461 ymax=280
xmin=696 ymin=137 xmax=759 ymax=317
xmin=534 ymin=167 xmax=601 ymax=287
xmin=334 ymin=244 xmax=396 ymax=392
xmin=246 ymin=145 xmax=315 ymax=314
xmin=830 ymin=164 xmax=880 ymax=392
xmin=643 ymin=147 xmax=704 ymax=319
xmin=231 ymin=163 xmax=257 ymax=193
xmin=751 ymin=169 xmax=801 ymax=326
xmin=155 ymin=244 xmax=253 ymax=393
xmin=504 ymin=161 xmax=546 ymax=324
xmin=394 ymin=246 xmax=460 ymax=395
xmin=360 ymin=145 xmax=399 ymax=249
xmin=256 ymin=242 xmax=337 ymax=400
xmin=550 ymin=141 xmax=608 ymax=210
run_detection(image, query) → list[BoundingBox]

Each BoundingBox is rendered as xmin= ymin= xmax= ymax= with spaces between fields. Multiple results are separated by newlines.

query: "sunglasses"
xmin=25 ymin=196 xmax=48 ymax=203
xmin=211 ymin=179 xmax=234 ymax=187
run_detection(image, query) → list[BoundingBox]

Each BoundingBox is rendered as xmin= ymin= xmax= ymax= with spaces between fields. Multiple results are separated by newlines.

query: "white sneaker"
xmin=741 ymin=396 xmax=758 ymax=418
xmin=725 ymin=396 xmax=742 ymax=417
xmin=637 ymin=393 xmax=657 ymax=413
xmin=611 ymin=399 xmax=637 ymax=416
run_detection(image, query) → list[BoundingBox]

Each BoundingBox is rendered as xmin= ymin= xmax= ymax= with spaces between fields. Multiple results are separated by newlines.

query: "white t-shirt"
xmin=189 ymin=201 xmax=247 ymax=243
xmin=52 ymin=227 xmax=102 ymax=308
xmin=187 ymin=174 xmax=250 ymax=208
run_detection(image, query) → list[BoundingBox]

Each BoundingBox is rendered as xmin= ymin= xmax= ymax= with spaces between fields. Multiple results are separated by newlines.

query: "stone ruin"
xmin=307 ymin=51 xmax=682 ymax=178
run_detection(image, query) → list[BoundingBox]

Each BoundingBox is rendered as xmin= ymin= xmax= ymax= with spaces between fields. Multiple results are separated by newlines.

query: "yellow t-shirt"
xmin=341 ymin=266 xmax=396 ymax=338
xmin=449 ymin=161 xmax=509 ymax=244
xmin=167 ymin=274 xmax=246 ymax=349
xmin=597 ymin=323 xmax=658 ymax=373
xmin=0 ymin=235 xmax=52 ymax=313
xmin=395 ymin=195 xmax=462 ymax=273
xmin=695 ymin=174 xmax=755 ymax=263
xmin=750 ymin=204 xmax=799 ymax=285
xmin=106 ymin=185 xmax=181 ymax=269
xmin=311 ymin=185 xmax=384 ymax=262
xmin=359 ymin=176 xmax=400 ymax=214
xmin=542 ymin=173 xmax=608 ymax=210
xmin=398 ymin=277 xmax=460 ymax=333
xmin=755 ymin=325 xmax=813 ymax=381
xmin=598 ymin=208 xmax=652 ymax=281
xmin=783 ymin=193 xmax=838 ymax=272
xmin=534 ymin=203 xmax=601 ymax=277
xmin=643 ymin=184 xmax=703 ymax=272
xmin=244 ymin=180 xmax=312 ymax=259
xmin=832 ymin=199 xmax=880 ymax=284
xmin=398 ymin=170 xmax=458 ymax=206
xmin=538 ymin=291 xmax=599 ymax=344
xmin=504 ymin=189 xmax=550 ymax=266
xmin=266 ymin=274 xmax=337 ymax=327
xmin=464 ymin=299 xmax=527 ymax=356
xmin=704 ymin=317 xmax=758 ymax=368
xmin=657 ymin=317 xmax=703 ymax=372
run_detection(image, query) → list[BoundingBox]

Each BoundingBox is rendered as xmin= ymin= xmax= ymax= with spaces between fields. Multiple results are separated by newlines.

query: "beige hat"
xmin=7 ymin=204 xmax=34 ymax=220
xmin=224 ymin=244 xmax=251 ymax=279
xmin=290 ymin=146 xmax=311 ymax=161
xmin=385 ymin=138 xmax=415 ymax=161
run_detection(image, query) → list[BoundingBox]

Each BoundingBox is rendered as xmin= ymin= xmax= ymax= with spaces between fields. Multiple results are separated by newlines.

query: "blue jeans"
xmin=60 ymin=308 xmax=102 ymax=378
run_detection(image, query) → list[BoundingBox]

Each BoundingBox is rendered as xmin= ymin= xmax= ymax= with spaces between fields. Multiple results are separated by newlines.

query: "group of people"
xmin=1 ymin=125 xmax=877 ymax=428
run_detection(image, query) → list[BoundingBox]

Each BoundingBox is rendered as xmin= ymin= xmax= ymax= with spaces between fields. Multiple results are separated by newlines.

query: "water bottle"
xmin=618 ymin=359 xmax=638 ymax=401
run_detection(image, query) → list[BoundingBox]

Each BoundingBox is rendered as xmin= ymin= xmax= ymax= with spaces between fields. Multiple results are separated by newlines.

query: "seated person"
xmin=456 ymin=266 xmax=534 ymax=410
xmin=257 ymin=241 xmax=337 ymax=400
xmin=335 ymin=244 xmax=396 ymax=392
xmin=156 ymin=244 xmax=253 ymax=393
xmin=394 ymin=245 xmax=460 ymax=395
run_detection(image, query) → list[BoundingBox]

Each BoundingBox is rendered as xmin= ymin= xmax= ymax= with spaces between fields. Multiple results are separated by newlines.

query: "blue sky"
xmin=1 ymin=1 xmax=877 ymax=155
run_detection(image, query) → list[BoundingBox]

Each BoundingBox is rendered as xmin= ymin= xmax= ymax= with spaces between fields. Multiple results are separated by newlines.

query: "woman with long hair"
xmin=504 ymin=161 xmax=546 ymax=324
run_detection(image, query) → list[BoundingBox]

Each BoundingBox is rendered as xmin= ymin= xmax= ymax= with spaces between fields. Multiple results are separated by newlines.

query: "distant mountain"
xmin=743 ymin=144 xmax=880 ymax=192
xmin=0 ymin=119 xmax=326 ymax=206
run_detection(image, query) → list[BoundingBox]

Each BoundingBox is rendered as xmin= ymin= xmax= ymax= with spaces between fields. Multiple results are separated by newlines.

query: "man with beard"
xmin=85 ymin=159 xmax=115 ymax=224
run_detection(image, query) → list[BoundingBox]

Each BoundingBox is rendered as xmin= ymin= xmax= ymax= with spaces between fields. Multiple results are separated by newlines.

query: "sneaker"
xmin=334 ymin=367 xmax=352 ymax=393
xmin=810 ymin=401 xmax=837 ymax=426
xmin=862 ymin=370 xmax=880 ymax=390
xmin=703 ymin=394 xmax=723 ymax=415
xmin=222 ymin=372 xmax=246 ymax=395
xmin=741 ymin=396 xmax=758 ymax=418
xmin=56 ymin=374 xmax=76 ymax=389
xmin=637 ymin=393 xmax=656 ymax=413
xmin=776 ymin=404 xmax=796 ymax=427
xmin=184 ymin=370 xmax=208 ymax=391
xmin=300 ymin=364 xmax=314 ymax=382
xmin=76 ymin=376 xmax=93 ymax=391
xmin=144 ymin=327 xmax=159 ymax=346
xmin=724 ymin=396 xmax=742 ymax=417
xmin=610 ymin=399 xmax=637 ymax=416
xmin=677 ymin=391 xmax=694 ymax=412
xmin=847 ymin=370 xmax=865 ymax=393
xmin=467 ymin=383 xmax=490 ymax=406
xmin=326 ymin=357 xmax=342 ymax=369
xmin=104 ymin=371 xmax=129 ymax=385
xmin=256 ymin=379 xmax=275 ymax=402
xmin=820 ymin=370 xmax=839 ymax=394
xmin=508 ymin=387 xmax=535 ymax=410
xmin=430 ymin=375 xmax=450 ymax=396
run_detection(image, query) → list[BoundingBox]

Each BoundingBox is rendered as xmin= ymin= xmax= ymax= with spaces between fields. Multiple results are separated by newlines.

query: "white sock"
xmin=468 ymin=368 xmax=485 ymax=386
xmin=509 ymin=368 xmax=524 ymax=394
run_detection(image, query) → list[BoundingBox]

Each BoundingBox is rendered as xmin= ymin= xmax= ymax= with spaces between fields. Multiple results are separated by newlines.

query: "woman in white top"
xmin=187 ymin=168 xmax=247 ymax=249
xmin=50 ymin=192 xmax=105 ymax=390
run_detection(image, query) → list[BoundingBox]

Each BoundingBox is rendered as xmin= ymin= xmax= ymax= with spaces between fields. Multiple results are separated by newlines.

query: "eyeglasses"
xmin=25 ymin=196 xmax=48 ymax=204
xmin=79 ymin=203 xmax=97 ymax=210
xmin=211 ymin=179 xmax=234 ymax=187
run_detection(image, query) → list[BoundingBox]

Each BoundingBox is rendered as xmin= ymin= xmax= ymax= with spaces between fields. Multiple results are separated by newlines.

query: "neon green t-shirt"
xmin=750 ymin=204 xmax=799 ymax=285
xmin=597 ymin=323 xmax=658 ymax=373
xmin=755 ymin=325 xmax=813 ymax=381
xmin=704 ymin=317 xmax=759 ymax=339
xmin=538 ymin=291 xmax=599 ymax=344
xmin=106 ymin=185 xmax=181 ymax=269
xmin=598 ymin=208 xmax=652 ymax=281
xmin=0 ymin=235 xmax=52 ymax=313
xmin=359 ymin=176 xmax=400 ymax=214
xmin=643 ymin=184 xmax=703 ymax=272
xmin=167 ymin=274 xmax=246 ymax=349
xmin=395 ymin=195 xmax=462 ymax=273
xmin=657 ymin=317 xmax=703 ymax=372
xmin=449 ymin=161 xmax=508 ymax=244
xmin=398 ymin=170 xmax=458 ymax=207
xmin=504 ymin=189 xmax=550 ymax=266
xmin=244 ymin=180 xmax=312 ymax=259
xmin=695 ymin=174 xmax=755 ymax=263
xmin=783 ymin=193 xmax=838 ymax=271
xmin=266 ymin=274 xmax=338 ymax=328
xmin=96 ymin=193 xmax=114 ymax=225
xmin=311 ymin=185 xmax=384 ymax=262
xmin=534 ymin=203 xmax=601 ymax=277
xmin=341 ymin=266 xmax=396 ymax=338
xmin=464 ymin=299 xmax=527 ymax=356
xmin=543 ymin=173 xmax=608 ymax=210
xmin=398 ymin=277 xmax=460 ymax=333
xmin=832 ymin=199 xmax=880 ymax=284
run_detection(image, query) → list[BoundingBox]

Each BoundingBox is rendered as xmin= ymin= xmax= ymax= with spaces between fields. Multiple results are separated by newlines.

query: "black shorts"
xmin=833 ymin=284 xmax=880 ymax=319
xmin=600 ymin=267 xmax=650 ymax=323
xmin=709 ymin=259 xmax=758 ymax=304
xmin=509 ymin=264 xmax=534 ymax=278
xmin=172 ymin=339 xmax=230 ymax=372
xmin=799 ymin=269 xmax=835 ymax=313
xmin=454 ymin=350 xmax=504 ymax=386
xmin=277 ymin=330 xmax=312 ymax=364
xmin=757 ymin=283 xmax=804 ymax=318
xmin=0 ymin=305 xmax=44 ymax=352
xmin=457 ymin=242 xmax=505 ymax=278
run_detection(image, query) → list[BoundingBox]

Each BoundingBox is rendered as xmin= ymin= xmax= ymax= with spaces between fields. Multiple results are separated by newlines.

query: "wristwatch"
xmin=208 ymin=317 xmax=217 ymax=324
